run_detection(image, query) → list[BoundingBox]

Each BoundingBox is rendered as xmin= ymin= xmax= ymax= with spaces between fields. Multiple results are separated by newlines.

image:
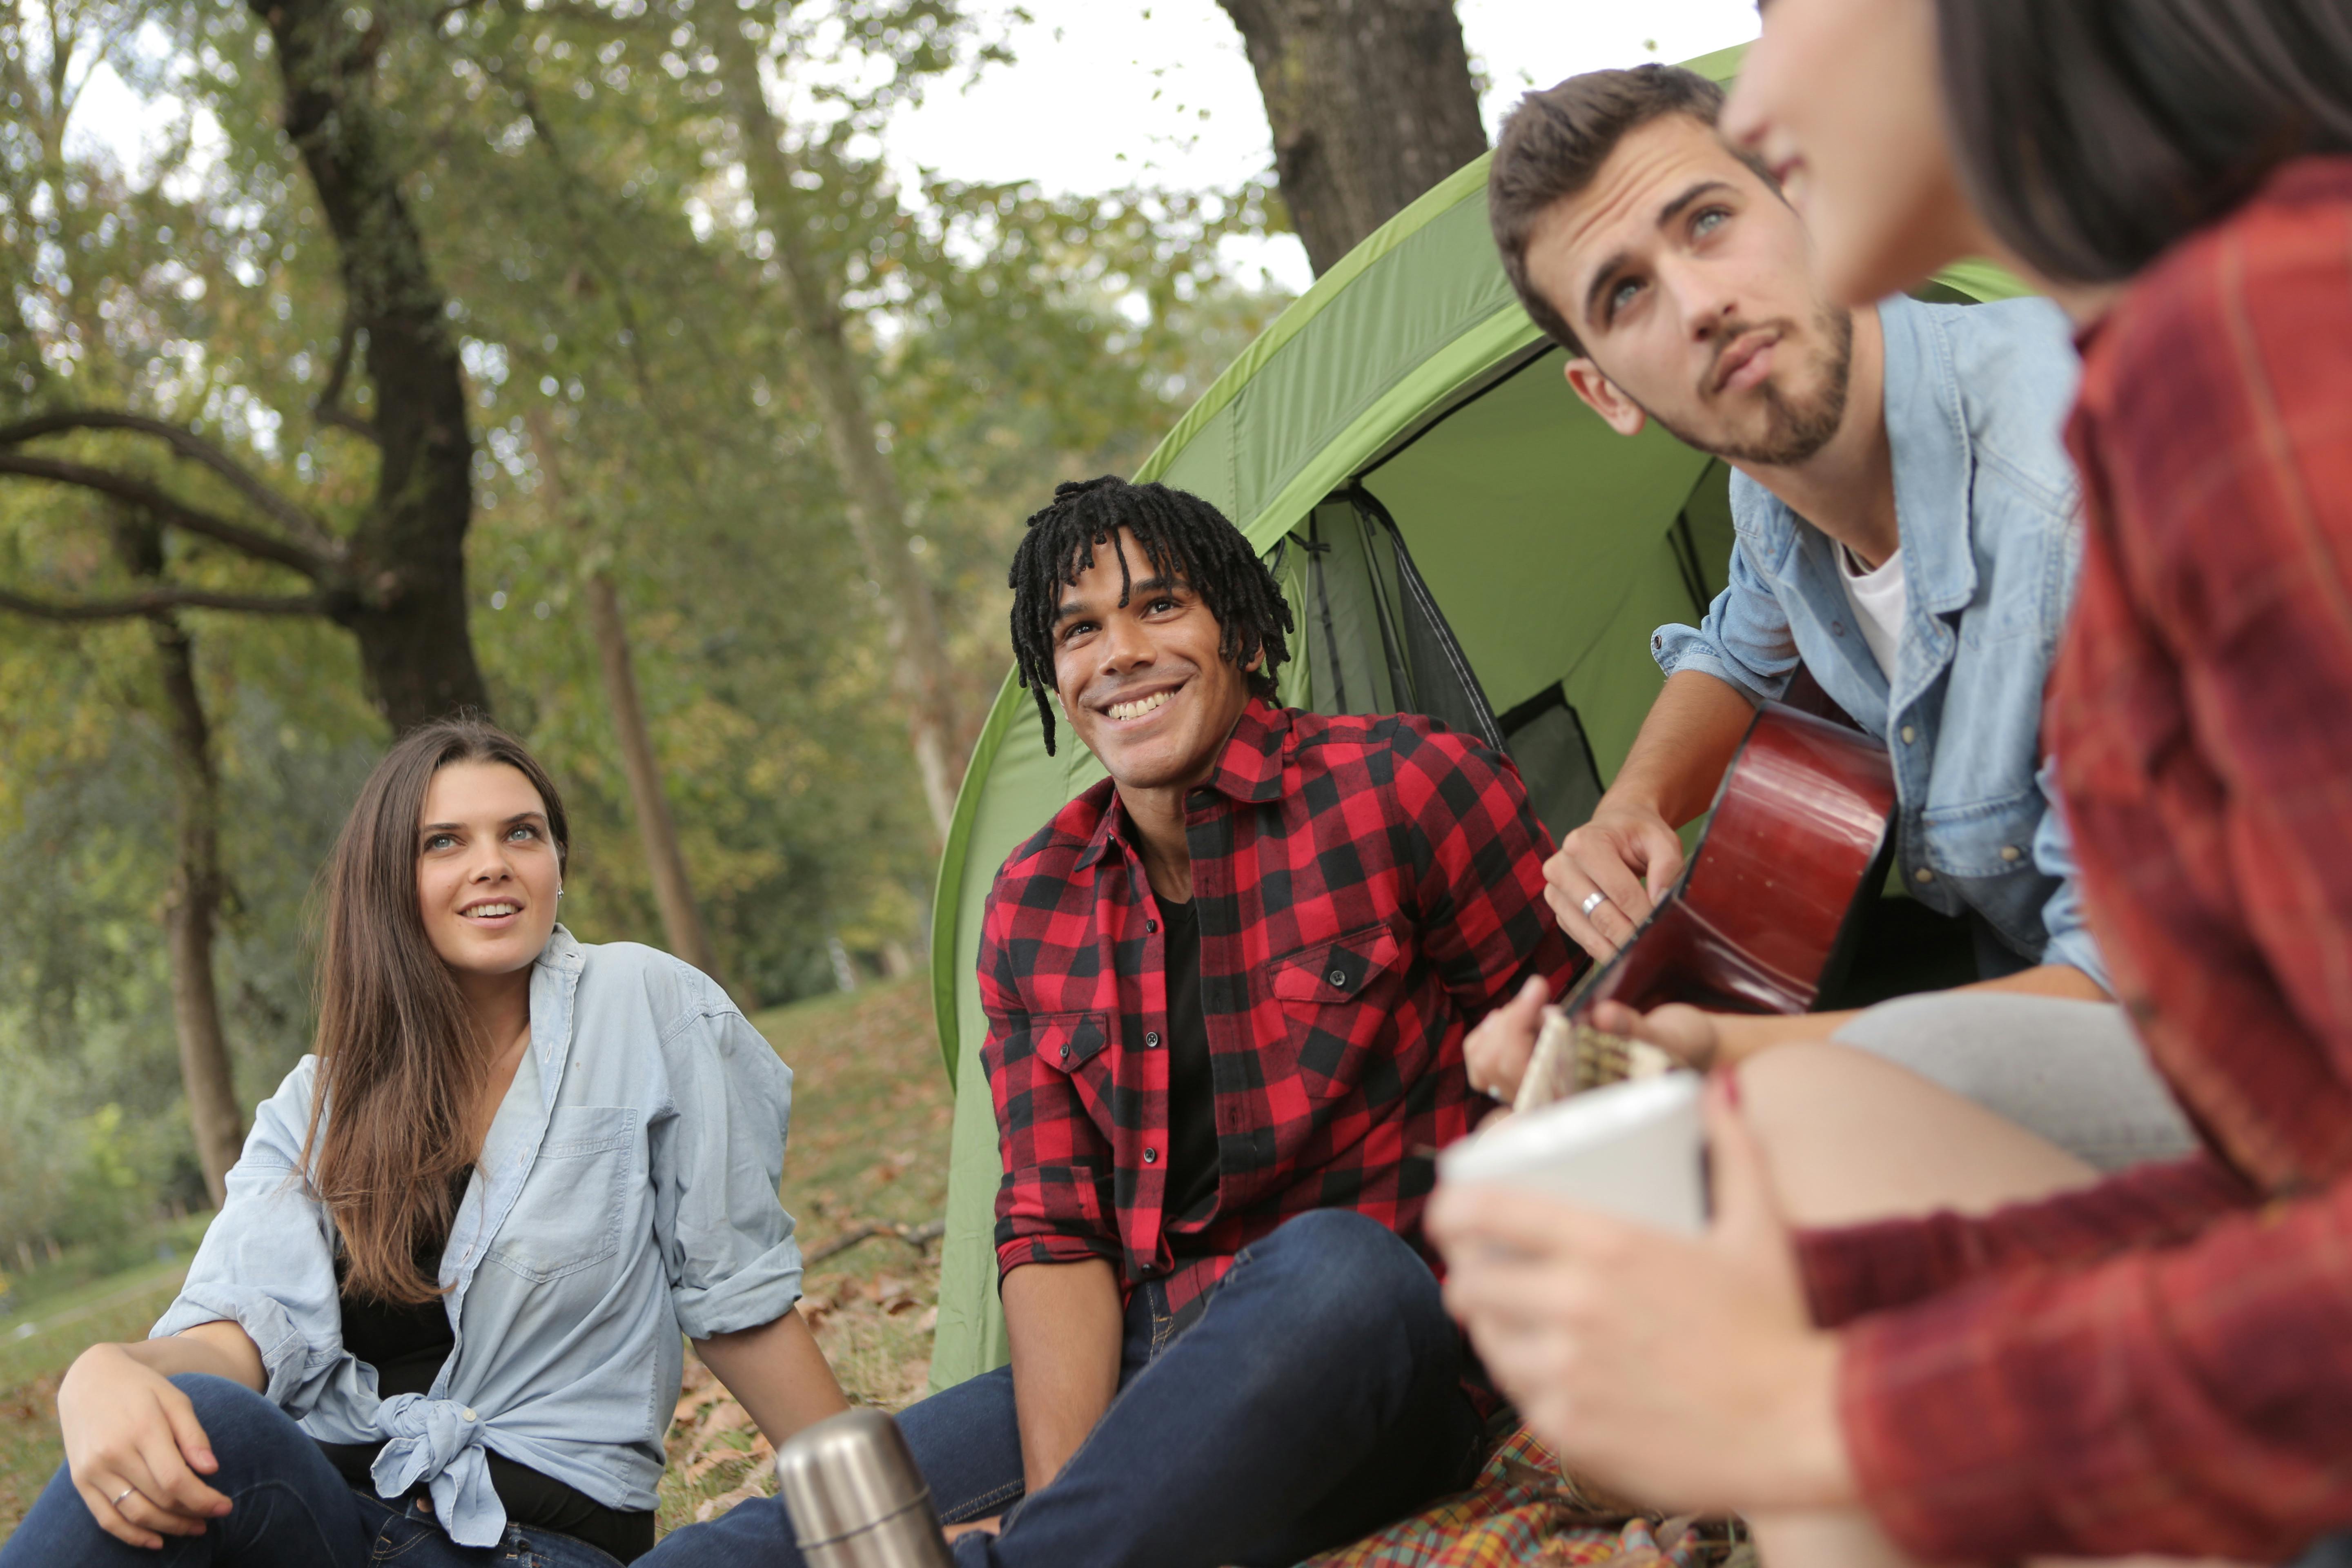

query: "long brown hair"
xmin=304 ymin=716 xmax=570 ymax=1304
xmin=1935 ymin=0 xmax=2352 ymax=285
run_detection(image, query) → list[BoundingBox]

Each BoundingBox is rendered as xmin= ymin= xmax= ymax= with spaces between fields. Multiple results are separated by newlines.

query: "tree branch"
xmin=0 ymin=409 xmax=342 ymax=557
xmin=312 ymin=322 xmax=382 ymax=447
xmin=509 ymin=1 xmax=664 ymax=33
xmin=805 ymin=1218 xmax=945 ymax=1265
xmin=0 ymin=585 xmax=325 ymax=621
xmin=0 ymin=451 xmax=329 ymax=579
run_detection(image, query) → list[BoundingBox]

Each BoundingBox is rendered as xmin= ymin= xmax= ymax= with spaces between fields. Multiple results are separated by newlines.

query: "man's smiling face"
xmin=1524 ymin=113 xmax=1853 ymax=467
xmin=1051 ymin=528 xmax=1255 ymax=794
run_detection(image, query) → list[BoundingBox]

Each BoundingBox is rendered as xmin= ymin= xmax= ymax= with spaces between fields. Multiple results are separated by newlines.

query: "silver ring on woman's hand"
xmin=111 ymin=1485 xmax=137 ymax=1509
xmin=1579 ymin=890 xmax=1609 ymax=919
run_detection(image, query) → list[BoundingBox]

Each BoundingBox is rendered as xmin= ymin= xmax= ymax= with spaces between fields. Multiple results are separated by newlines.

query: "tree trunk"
xmin=250 ymin=0 xmax=489 ymax=732
xmin=109 ymin=519 xmax=243 ymax=1206
xmin=524 ymin=412 xmax=735 ymax=998
xmin=579 ymin=570 xmax=738 ymax=991
xmin=153 ymin=617 xmax=245 ymax=1206
xmin=706 ymin=18 xmax=965 ymax=844
xmin=1216 ymin=0 xmax=1489 ymax=276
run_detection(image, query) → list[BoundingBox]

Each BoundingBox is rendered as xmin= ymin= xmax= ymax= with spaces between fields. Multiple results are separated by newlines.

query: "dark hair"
xmin=1936 ymin=1 xmax=2352 ymax=285
xmin=303 ymin=715 xmax=570 ymax=1305
xmin=1008 ymin=476 xmax=1292 ymax=756
xmin=1490 ymin=65 xmax=1772 ymax=353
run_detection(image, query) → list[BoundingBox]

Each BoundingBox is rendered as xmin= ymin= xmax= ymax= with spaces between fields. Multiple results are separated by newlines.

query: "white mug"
xmin=1437 ymin=1070 xmax=1708 ymax=1234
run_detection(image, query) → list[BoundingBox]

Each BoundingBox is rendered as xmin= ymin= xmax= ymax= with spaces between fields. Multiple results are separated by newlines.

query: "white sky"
xmin=891 ymin=0 xmax=1763 ymax=290
xmin=71 ymin=1 xmax=1760 ymax=292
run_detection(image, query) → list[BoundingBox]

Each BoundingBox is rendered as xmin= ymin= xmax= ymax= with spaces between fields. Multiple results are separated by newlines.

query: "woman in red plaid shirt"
xmin=1434 ymin=3 xmax=2352 ymax=1566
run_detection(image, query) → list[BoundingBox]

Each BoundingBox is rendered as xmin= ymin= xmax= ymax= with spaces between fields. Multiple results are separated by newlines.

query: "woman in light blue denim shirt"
xmin=2 ymin=719 xmax=846 ymax=1566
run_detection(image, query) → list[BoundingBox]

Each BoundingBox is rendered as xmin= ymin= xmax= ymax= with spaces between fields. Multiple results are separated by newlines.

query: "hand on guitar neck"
xmin=1467 ymin=978 xmax=1733 ymax=1112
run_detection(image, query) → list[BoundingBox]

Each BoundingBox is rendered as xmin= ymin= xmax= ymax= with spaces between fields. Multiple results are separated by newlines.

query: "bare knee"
xmin=1735 ymin=1042 xmax=2098 ymax=1229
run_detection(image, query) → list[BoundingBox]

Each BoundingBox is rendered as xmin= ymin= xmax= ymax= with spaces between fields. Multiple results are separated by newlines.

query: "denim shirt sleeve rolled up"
xmin=151 ymin=1058 xmax=348 ymax=1413
xmin=653 ymin=1002 xmax=805 ymax=1337
xmin=1646 ymin=294 xmax=2110 ymax=987
xmin=151 ymin=928 xmax=802 ymax=1548
xmin=1653 ymin=528 xmax=1802 ymax=704
xmin=2031 ymin=762 xmax=2111 ymax=995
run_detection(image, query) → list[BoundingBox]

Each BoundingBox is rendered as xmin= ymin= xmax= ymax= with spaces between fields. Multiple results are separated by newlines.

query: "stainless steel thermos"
xmin=773 ymin=1408 xmax=956 ymax=1568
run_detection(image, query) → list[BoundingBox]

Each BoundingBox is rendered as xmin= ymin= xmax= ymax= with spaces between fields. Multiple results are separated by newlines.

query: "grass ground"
xmin=658 ymin=976 xmax=952 ymax=1530
xmin=0 ymin=975 xmax=953 ymax=1542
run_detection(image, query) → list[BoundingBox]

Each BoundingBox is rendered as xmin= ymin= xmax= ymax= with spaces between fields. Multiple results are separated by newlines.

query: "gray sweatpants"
xmin=1831 ymin=992 xmax=2200 ymax=1172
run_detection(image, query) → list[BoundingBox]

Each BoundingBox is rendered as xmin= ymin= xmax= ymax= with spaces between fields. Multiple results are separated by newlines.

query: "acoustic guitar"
xmin=1519 ymin=702 xmax=1898 ymax=1105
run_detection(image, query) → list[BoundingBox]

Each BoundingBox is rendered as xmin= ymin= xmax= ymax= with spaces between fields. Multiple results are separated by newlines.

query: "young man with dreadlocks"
xmin=648 ymin=476 xmax=1571 ymax=1568
xmin=905 ymin=476 xmax=1574 ymax=1568
xmin=652 ymin=478 xmax=1572 ymax=1568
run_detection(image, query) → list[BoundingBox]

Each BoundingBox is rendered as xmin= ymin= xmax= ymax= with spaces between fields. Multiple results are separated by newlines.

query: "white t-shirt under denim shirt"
xmin=152 ymin=927 xmax=804 ymax=1547
xmin=1838 ymin=541 xmax=1907 ymax=688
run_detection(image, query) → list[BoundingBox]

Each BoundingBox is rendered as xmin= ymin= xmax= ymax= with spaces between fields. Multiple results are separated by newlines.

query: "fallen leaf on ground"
xmin=693 ymin=1473 xmax=773 ymax=1523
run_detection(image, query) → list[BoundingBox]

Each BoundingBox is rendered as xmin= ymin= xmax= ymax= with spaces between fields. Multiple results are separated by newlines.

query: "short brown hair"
xmin=1490 ymin=65 xmax=1764 ymax=354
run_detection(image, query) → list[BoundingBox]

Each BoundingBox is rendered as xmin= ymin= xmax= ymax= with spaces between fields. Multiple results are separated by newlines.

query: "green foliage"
xmin=0 ymin=0 xmax=1292 ymax=1250
xmin=0 ymin=1210 xmax=210 ymax=1321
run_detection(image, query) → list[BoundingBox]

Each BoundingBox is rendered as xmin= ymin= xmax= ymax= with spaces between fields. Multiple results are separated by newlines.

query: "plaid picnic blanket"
xmin=1294 ymin=1428 xmax=1719 ymax=1568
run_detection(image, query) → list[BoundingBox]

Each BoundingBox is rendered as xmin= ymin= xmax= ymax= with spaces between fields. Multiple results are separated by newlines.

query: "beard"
xmin=1638 ymin=303 xmax=1855 ymax=468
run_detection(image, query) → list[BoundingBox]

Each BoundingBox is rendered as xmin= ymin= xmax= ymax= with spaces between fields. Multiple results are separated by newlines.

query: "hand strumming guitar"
xmin=1544 ymin=801 xmax=1687 ymax=962
xmin=1543 ymin=670 xmax=1758 ymax=962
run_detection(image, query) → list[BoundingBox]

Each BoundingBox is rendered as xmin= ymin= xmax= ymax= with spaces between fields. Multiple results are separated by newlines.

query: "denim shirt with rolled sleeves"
xmin=151 ymin=928 xmax=805 ymax=1547
xmin=1652 ymin=293 xmax=2110 ymax=991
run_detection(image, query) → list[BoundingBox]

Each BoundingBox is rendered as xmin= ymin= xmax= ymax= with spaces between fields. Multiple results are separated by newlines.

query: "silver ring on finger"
xmin=111 ymin=1484 xmax=138 ymax=1509
xmin=1579 ymin=890 xmax=1609 ymax=919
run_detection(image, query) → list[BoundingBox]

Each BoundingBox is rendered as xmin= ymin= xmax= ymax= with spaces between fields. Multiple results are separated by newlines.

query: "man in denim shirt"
xmin=1467 ymin=65 xmax=2193 ymax=1167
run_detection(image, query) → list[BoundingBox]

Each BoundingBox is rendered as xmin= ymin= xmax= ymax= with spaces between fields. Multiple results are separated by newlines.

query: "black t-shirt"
xmin=317 ymin=1174 xmax=656 ymax=1563
xmin=1158 ymin=897 xmax=1221 ymax=1239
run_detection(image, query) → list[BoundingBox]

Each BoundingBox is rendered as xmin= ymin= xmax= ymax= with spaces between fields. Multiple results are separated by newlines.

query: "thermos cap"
xmin=775 ymin=1408 xmax=935 ymax=1548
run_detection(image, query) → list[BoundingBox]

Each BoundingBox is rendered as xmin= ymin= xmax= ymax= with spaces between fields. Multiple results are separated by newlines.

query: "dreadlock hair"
xmin=1008 ymin=475 xmax=1294 ymax=756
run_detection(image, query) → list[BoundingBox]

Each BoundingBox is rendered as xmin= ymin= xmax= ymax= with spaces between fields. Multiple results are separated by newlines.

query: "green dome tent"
xmin=922 ymin=43 xmax=2025 ymax=1392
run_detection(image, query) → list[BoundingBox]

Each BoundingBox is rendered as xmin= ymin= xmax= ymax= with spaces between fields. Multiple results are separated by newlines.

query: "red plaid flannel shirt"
xmin=1798 ymin=158 xmax=2352 ymax=1563
xmin=978 ymin=699 xmax=1579 ymax=1318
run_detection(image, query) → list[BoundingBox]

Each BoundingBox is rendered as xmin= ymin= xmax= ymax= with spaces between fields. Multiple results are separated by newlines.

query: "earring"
xmin=556 ymin=886 xmax=565 ymax=900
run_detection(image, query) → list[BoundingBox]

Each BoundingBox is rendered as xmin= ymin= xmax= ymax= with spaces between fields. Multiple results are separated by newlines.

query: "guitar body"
xmin=1566 ymin=702 xmax=1898 ymax=1022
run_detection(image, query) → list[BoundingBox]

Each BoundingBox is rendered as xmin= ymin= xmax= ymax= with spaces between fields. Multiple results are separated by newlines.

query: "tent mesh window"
xmin=1287 ymin=484 xmax=1609 ymax=843
xmin=1493 ymin=682 xmax=1604 ymax=838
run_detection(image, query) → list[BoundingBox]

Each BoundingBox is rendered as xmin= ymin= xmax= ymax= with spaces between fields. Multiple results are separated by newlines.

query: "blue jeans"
xmin=0 ymin=1375 xmax=622 ymax=1568
xmin=646 ymin=1208 xmax=1485 ymax=1568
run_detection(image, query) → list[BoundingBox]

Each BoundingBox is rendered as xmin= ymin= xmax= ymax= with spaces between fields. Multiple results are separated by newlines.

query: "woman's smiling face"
xmin=415 ymin=759 xmax=564 ymax=982
xmin=1720 ymin=0 xmax=1985 ymax=307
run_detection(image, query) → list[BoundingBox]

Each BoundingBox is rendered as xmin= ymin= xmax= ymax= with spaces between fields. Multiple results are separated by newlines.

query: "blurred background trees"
xmin=0 ymin=0 xmax=1506 ymax=1272
xmin=0 ymin=0 xmax=1292 ymax=1260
